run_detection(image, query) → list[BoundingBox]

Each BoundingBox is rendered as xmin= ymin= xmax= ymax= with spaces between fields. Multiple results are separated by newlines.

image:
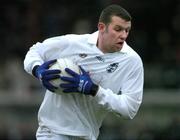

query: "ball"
xmin=49 ymin=58 xmax=81 ymax=93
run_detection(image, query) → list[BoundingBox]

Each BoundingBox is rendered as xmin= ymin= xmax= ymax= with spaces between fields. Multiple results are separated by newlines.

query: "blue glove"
xmin=34 ymin=59 xmax=61 ymax=92
xmin=60 ymin=67 xmax=98 ymax=96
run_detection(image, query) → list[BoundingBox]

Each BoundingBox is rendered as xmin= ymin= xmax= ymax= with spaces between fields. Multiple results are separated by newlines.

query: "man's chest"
xmin=72 ymin=54 xmax=130 ymax=94
xmin=55 ymin=45 xmax=131 ymax=94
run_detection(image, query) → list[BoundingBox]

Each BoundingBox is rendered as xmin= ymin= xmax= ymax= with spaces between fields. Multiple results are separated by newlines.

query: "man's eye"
xmin=115 ymin=28 xmax=123 ymax=32
xmin=115 ymin=28 xmax=130 ymax=33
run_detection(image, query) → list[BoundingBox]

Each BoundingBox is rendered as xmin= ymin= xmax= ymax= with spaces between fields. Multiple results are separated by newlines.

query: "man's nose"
xmin=120 ymin=30 xmax=128 ymax=40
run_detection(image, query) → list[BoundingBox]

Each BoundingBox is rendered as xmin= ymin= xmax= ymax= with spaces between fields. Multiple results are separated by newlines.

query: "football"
xmin=49 ymin=58 xmax=81 ymax=93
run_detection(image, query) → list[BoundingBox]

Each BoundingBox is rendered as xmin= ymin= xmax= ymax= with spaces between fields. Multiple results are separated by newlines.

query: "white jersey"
xmin=24 ymin=31 xmax=144 ymax=140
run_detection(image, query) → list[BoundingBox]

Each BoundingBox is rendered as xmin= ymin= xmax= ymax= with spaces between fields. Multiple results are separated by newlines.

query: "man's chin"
xmin=115 ymin=44 xmax=123 ymax=51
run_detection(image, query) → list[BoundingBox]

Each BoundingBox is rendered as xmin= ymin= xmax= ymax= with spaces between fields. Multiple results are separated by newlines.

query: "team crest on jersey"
xmin=79 ymin=53 xmax=87 ymax=58
xmin=118 ymin=90 xmax=122 ymax=95
xmin=106 ymin=63 xmax=119 ymax=73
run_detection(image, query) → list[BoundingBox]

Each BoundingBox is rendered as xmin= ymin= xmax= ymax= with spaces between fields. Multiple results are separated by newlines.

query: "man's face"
xmin=98 ymin=16 xmax=131 ymax=53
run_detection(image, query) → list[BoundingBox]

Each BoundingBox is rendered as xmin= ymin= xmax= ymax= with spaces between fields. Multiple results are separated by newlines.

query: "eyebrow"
xmin=114 ymin=25 xmax=131 ymax=30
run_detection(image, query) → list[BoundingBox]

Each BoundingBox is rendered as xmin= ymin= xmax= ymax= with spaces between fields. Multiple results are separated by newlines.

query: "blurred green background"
xmin=0 ymin=0 xmax=180 ymax=139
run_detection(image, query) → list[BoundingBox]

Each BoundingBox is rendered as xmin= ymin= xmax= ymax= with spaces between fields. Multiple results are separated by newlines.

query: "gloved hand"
xmin=60 ymin=67 xmax=98 ymax=96
xmin=33 ymin=59 xmax=61 ymax=92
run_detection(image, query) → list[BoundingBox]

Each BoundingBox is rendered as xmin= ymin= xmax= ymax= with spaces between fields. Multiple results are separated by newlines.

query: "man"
xmin=24 ymin=4 xmax=144 ymax=140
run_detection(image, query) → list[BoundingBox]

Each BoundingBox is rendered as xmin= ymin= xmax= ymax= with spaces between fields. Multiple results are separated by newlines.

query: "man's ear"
xmin=98 ymin=22 xmax=106 ymax=33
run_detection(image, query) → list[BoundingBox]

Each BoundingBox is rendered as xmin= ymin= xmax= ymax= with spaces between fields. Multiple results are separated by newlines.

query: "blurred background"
xmin=0 ymin=0 xmax=180 ymax=139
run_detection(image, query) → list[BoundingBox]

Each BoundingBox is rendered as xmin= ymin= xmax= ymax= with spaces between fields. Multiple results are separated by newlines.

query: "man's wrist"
xmin=90 ymin=84 xmax=99 ymax=96
xmin=32 ymin=65 xmax=40 ymax=78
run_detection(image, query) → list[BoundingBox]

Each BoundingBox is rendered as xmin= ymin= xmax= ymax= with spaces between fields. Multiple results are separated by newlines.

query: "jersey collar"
xmin=88 ymin=31 xmax=98 ymax=45
xmin=120 ymin=42 xmax=129 ymax=54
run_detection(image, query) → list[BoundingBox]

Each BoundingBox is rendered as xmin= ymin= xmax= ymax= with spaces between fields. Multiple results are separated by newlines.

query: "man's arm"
xmin=24 ymin=35 xmax=69 ymax=75
xmin=24 ymin=36 xmax=69 ymax=91
xmin=94 ymin=66 xmax=144 ymax=119
xmin=60 ymin=65 xmax=144 ymax=119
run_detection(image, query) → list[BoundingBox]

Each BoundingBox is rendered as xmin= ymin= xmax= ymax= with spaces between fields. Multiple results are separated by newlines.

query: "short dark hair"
xmin=99 ymin=4 xmax=132 ymax=25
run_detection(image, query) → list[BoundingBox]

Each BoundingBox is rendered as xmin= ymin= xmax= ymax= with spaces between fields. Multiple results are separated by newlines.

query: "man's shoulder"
xmin=65 ymin=33 xmax=91 ymax=42
xmin=124 ymin=43 xmax=141 ymax=57
xmin=124 ymin=43 xmax=143 ymax=66
xmin=43 ymin=33 xmax=92 ymax=43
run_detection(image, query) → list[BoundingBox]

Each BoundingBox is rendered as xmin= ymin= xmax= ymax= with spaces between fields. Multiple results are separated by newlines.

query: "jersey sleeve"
xmin=24 ymin=36 xmax=69 ymax=75
xmin=94 ymin=65 xmax=144 ymax=119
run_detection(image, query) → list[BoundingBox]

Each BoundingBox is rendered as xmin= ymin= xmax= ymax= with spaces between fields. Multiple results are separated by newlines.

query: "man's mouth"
xmin=117 ymin=42 xmax=124 ymax=46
